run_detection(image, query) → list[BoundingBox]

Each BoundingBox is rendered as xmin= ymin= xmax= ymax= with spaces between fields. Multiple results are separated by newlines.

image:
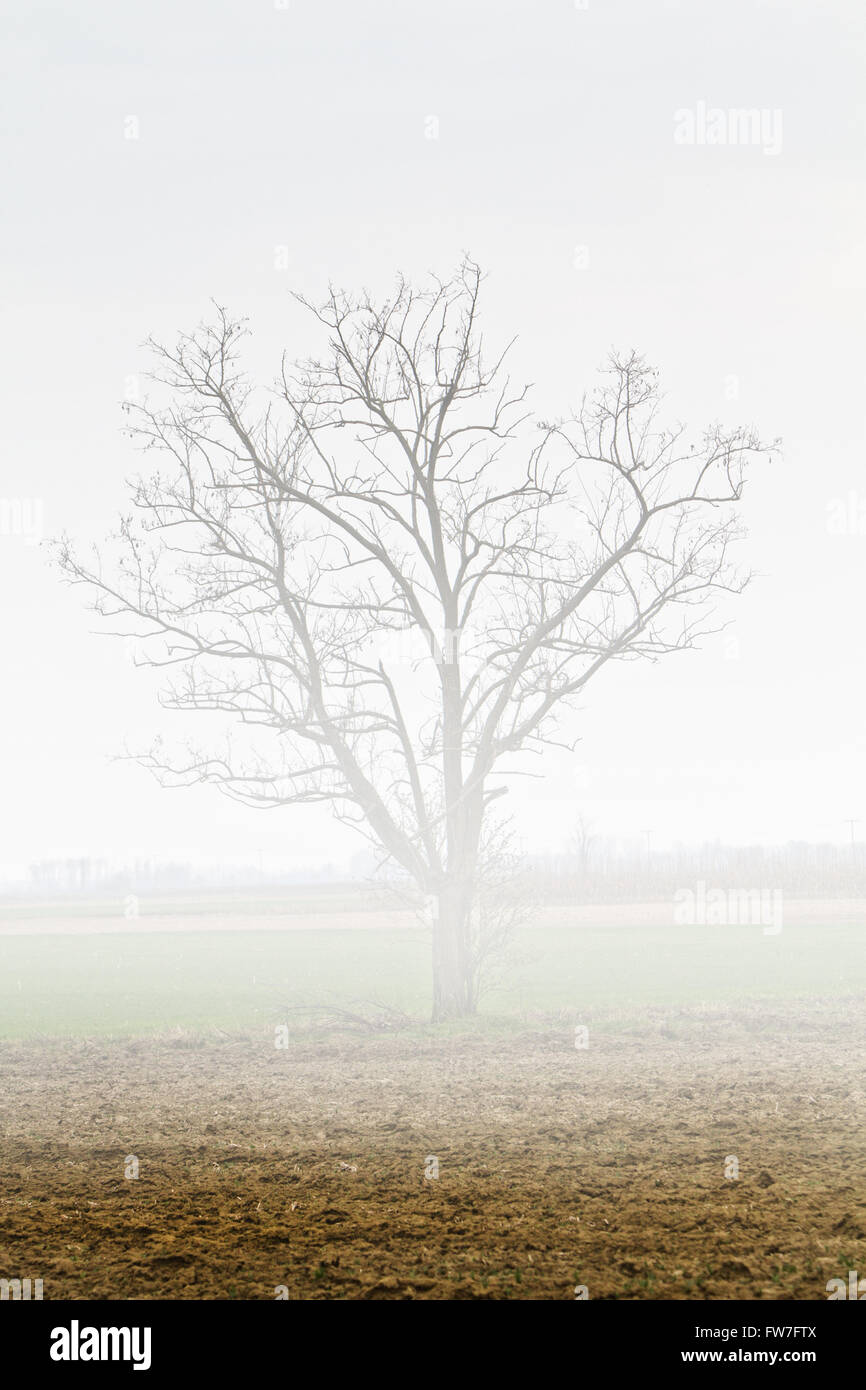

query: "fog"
xmin=2 ymin=0 xmax=865 ymax=873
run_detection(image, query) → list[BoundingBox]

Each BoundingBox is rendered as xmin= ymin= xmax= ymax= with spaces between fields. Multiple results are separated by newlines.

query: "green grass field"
xmin=0 ymin=920 xmax=863 ymax=1040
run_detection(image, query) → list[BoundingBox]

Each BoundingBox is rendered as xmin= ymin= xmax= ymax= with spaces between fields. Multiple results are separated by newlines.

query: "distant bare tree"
xmin=571 ymin=814 xmax=596 ymax=879
xmin=56 ymin=260 xmax=773 ymax=1018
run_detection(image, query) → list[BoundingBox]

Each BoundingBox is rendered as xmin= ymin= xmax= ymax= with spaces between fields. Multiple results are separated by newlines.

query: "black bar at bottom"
xmin=0 ymin=1298 xmax=855 ymax=1377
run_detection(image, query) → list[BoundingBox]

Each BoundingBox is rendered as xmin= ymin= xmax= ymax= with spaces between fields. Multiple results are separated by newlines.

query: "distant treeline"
xmin=14 ymin=840 xmax=866 ymax=902
xmin=21 ymin=857 xmax=346 ymax=897
xmin=527 ymin=840 xmax=866 ymax=902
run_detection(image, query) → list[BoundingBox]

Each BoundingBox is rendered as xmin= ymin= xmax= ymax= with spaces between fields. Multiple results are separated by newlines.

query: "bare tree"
xmin=571 ymin=814 xmax=596 ymax=880
xmin=56 ymin=260 xmax=773 ymax=1018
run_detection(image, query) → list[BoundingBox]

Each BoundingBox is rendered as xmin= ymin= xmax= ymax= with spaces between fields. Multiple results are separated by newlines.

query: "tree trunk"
xmin=434 ymin=617 xmax=481 ymax=1020
xmin=431 ymin=876 xmax=475 ymax=1020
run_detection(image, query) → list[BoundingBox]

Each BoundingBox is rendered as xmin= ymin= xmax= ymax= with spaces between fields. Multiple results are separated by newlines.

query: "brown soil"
xmin=1 ymin=1001 xmax=864 ymax=1300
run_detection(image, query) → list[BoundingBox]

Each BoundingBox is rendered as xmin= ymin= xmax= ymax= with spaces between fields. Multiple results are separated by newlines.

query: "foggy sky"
xmin=1 ymin=0 xmax=864 ymax=875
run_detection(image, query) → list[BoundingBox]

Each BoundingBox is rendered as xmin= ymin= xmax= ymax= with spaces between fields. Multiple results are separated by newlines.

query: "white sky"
xmin=1 ymin=0 xmax=865 ymax=874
